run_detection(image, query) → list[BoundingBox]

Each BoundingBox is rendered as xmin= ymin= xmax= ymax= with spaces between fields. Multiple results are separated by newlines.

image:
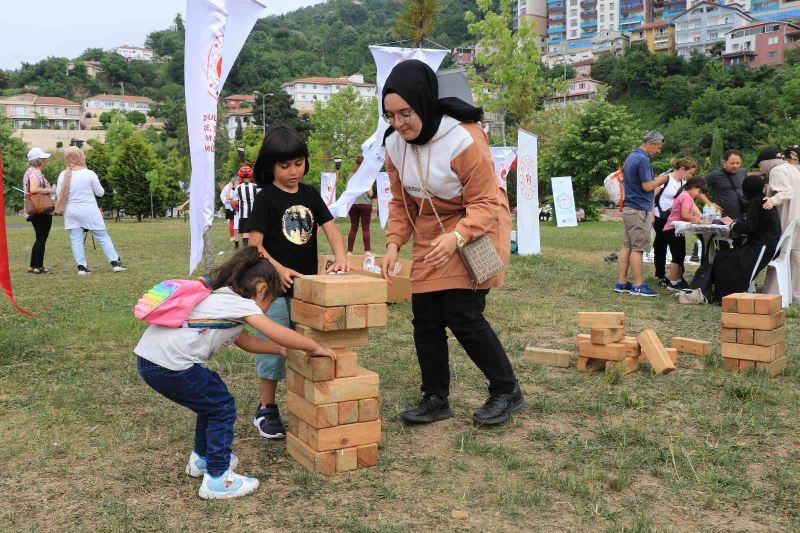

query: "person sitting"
xmin=716 ymin=175 xmax=782 ymax=300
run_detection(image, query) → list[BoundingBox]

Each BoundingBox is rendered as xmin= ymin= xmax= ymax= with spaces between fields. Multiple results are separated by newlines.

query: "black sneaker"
xmin=110 ymin=259 xmax=128 ymax=272
xmin=77 ymin=265 xmax=92 ymax=276
xmin=657 ymin=277 xmax=670 ymax=288
xmin=401 ymin=394 xmax=453 ymax=424
xmin=473 ymin=383 xmax=526 ymax=426
xmin=253 ymin=403 xmax=285 ymax=439
xmin=668 ymin=280 xmax=690 ymax=292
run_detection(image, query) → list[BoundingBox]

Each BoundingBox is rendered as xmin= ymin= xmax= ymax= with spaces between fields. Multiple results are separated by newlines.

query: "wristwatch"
xmin=453 ymin=231 xmax=466 ymax=249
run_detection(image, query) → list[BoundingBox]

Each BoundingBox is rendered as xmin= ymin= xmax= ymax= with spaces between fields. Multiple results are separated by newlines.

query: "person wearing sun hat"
xmin=23 ymin=147 xmax=55 ymax=274
xmin=756 ymin=148 xmax=800 ymax=301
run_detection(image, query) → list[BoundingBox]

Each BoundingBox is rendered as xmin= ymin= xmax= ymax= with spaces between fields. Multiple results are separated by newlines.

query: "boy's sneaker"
xmin=614 ymin=281 xmax=633 ymax=293
xmin=253 ymin=403 xmax=285 ymax=439
xmin=667 ymin=280 xmax=690 ymax=292
xmin=630 ymin=283 xmax=657 ymax=297
xmin=185 ymin=450 xmax=239 ymax=478
xmin=198 ymin=470 xmax=259 ymax=500
xmin=77 ymin=265 xmax=91 ymax=276
xmin=110 ymin=259 xmax=128 ymax=272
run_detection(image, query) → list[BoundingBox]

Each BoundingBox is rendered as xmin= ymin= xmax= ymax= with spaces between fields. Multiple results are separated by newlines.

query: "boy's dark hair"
xmin=210 ymin=247 xmax=283 ymax=300
xmin=742 ymin=175 xmax=766 ymax=200
xmin=684 ymin=176 xmax=706 ymax=192
xmin=723 ymin=149 xmax=742 ymax=162
xmin=253 ymin=125 xmax=310 ymax=188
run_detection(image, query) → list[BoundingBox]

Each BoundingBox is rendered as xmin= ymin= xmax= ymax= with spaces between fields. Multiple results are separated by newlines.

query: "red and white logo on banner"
xmin=206 ymin=35 xmax=224 ymax=98
xmin=519 ymin=155 xmax=537 ymax=200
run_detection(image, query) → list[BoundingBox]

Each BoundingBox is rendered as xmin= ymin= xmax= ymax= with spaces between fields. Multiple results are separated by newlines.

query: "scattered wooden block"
xmin=304 ymin=367 xmax=380 ymax=405
xmin=754 ymin=326 xmax=786 ymax=347
xmin=622 ymin=336 xmax=641 ymax=358
xmin=287 ymin=390 xmax=338 ymax=429
xmin=303 ymin=419 xmax=381 ymax=452
xmin=286 ymin=368 xmax=307 ymax=398
xmin=336 ymin=447 xmax=358 ymax=472
xmin=286 ymin=433 xmax=336 ymax=474
xmin=720 ymin=328 xmax=738 ymax=343
xmin=665 ymin=347 xmax=678 ymax=364
xmin=345 ymin=305 xmax=368 ymax=329
xmin=606 ymin=356 xmax=640 ymax=375
xmin=523 ymin=347 xmax=571 ymax=368
xmin=736 ymin=329 xmax=754 ymax=345
xmin=577 ymin=339 xmax=627 ymax=361
xmin=366 ymin=303 xmax=388 ymax=327
xmin=357 ymin=443 xmax=378 ymax=468
xmin=576 ymin=356 xmax=605 ymax=372
xmin=721 ymin=311 xmax=785 ymax=331
xmin=671 ymin=337 xmax=712 ymax=356
xmin=335 ymin=350 xmax=359 ymax=378
xmin=337 ymin=400 xmax=359 ymax=425
xmin=722 ymin=358 xmax=739 ymax=372
xmin=291 ymin=300 xmax=346 ymax=331
xmin=756 ymin=356 xmax=787 ymax=377
xmin=295 ymin=324 xmax=369 ymax=349
xmin=287 ymin=349 xmax=336 ymax=382
xmin=591 ymin=328 xmax=625 ymax=345
xmin=753 ymin=294 xmax=782 ymax=315
xmin=358 ymin=398 xmax=380 ymax=422
xmin=293 ymin=274 xmax=387 ymax=306
xmin=720 ymin=341 xmax=784 ymax=362
xmin=638 ymin=329 xmax=675 ymax=375
xmin=576 ymin=312 xmax=624 ymax=329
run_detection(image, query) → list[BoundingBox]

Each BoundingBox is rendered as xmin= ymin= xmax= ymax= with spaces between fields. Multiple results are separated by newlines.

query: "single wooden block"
xmin=335 ymin=350 xmax=358 ymax=378
xmin=294 ymin=417 xmax=313 ymax=448
xmin=287 ymin=349 xmax=336 ymax=382
xmin=642 ymin=348 xmax=678 ymax=366
xmin=756 ymin=356 xmax=787 ymax=377
xmin=638 ymin=329 xmax=676 ymax=375
xmin=291 ymin=300 xmax=346 ymax=331
xmin=523 ymin=347 xmax=571 ymax=368
xmin=753 ymin=294 xmax=782 ymax=315
xmin=736 ymin=294 xmax=757 ymax=314
xmin=304 ymin=419 xmax=382 ymax=452
xmin=295 ymin=324 xmax=370 ymax=349
xmin=286 ymin=368 xmax=306 ymax=398
xmin=590 ymin=328 xmax=625 ymax=345
xmin=304 ymin=367 xmax=380 ymax=405
xmin=737 ymin=329 xmax=754 ymax=345
xmin=336 ymin=447 xmax=358 ymax=472
xmin=357 ymin=443 xmax=379 ymax=468
xmin=721 ymin=341 xmax=784 ymax=362
xmin=721 ymin=293 xmax=747 ymax=313
xmin=286 ymin=433 xmax=336 ymax=474
xmin=738 ymin=359 xmax=756 ymax=373
xmin=366 ymin=303 xmax=388 ymax=327
xmin=287 ymin=390 xmax=338 ymax=429
xmin=622 ymin=336 xmax=641 ymax=358
xmin=338 ymin=400 xmax=359 ymax=425
xmin=576 ymin=312 xmax=624 ymax=329
xmin=720 ymin=328 xmax=738 ymax=343
xmin=345 ymin=305 xmax=368 ymax=329
xmin=286 ymin=413 xmax=300 ymax=436
xmin=721 ymin=311 xmax=785 ymax=331
xmin=576 ymin=356 xmax=605 ymax=372
xmin=671 ymin=337 xmax=712 ymax=356
xmin=606 ymin=356 xmax=640 ymax=375
xmin=358 ymin=397 xmax=380 ymax=422
xmin=577 ymin=340 xmax=626 ymax=361
xmin=722 ymin=358 xmax=739 ymax=372
xmin=293 ymin=274 xmax=387 ymax=306
xmin=754 ymin=326 xmax=786 ymax=347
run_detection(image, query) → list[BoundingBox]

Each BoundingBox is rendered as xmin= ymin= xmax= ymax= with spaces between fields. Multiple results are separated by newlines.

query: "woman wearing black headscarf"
xmin=379 ymin=60 xmax=523 ymax=426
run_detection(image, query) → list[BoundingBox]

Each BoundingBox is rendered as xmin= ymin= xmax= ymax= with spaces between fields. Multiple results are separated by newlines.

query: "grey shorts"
xmin=622 ymin=207 xmax=652 ymax=252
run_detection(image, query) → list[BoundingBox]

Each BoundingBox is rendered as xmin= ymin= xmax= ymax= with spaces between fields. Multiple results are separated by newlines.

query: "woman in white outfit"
xmin=56 ymin=147 xmax=127 ymax=275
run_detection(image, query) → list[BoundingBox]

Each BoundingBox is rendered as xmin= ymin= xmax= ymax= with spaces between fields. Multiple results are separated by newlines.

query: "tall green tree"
xmin=1 ymin=117 xmax=31 ymax=210
xmin=250 ymin=83 xmax=309 ymax=136
xmin=709 ymin=128 xmax=724 ymax=168
xmin=85 ymin=140 xmax=116 ymax=212
xmin=396 ymin=0 xmax=442 ymax=47
xmin=109 ymin=135 xmax=156 ymax=221
xmin=105 ymin=115 xmax=136 ymax=159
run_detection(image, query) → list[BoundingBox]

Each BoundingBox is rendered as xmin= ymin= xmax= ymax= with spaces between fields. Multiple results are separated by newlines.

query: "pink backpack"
xmin=134 ymin=278 xmax=212 ymax=327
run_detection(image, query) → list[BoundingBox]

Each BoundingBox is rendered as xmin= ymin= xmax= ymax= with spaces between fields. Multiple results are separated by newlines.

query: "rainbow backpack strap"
xmin=134 ymin=279 xmax=212 ymax=327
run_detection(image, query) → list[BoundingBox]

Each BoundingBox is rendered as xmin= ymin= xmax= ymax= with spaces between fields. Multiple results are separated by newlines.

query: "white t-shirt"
xmin=658 ymin=175 xmax=684 ymax=215
xmin=56 ymin=168 xmax=106 ymax=230
xmin=134 ymin=288 xmax=263 ymax=370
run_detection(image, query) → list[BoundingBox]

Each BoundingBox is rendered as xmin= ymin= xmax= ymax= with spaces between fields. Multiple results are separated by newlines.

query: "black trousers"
xmin=28 ymin=214 xmax=52 ymax=269
xmin=653 ymin=215 xmax=669 ymax=279
xmin=411 ymin=289 xmax=517 ymax=398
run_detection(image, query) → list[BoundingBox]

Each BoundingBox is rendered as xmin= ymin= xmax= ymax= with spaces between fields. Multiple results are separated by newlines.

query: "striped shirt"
xmin=235 ymin=182 xmax=260 ymax=219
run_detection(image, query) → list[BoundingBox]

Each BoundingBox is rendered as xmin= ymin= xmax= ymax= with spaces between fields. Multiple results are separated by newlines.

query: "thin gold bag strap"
xmin=410 ymin=144 xmax=448 ymax=237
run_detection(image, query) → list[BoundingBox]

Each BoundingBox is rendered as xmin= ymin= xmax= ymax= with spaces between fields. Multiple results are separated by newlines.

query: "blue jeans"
xmin=137 ymin=357 xmax=236 ymax=477
xmin=253 ymin=296 xmax=291 ymax=380
xmin=68 ymin=228 xmax=119 ymax=267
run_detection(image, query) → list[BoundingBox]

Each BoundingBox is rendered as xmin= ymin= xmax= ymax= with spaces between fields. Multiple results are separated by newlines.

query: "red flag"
xmin=0 ymin=147 xmax=33 ymax=316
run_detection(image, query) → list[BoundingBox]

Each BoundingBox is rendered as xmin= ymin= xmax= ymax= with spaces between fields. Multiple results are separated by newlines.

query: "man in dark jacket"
xmin=705 ymin=149 xmax=747 ymax=218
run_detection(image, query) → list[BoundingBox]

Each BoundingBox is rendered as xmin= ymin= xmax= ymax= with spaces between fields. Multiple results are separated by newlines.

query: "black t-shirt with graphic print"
xmin=248 ymin=182 xmax=334 ymax=282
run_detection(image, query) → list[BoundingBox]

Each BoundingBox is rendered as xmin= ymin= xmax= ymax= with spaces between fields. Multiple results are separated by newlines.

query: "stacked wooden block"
xmin=721 ymin=293 xmax=787 ymax=377
xmin=285 ymin=274 xmax=388 ymax=473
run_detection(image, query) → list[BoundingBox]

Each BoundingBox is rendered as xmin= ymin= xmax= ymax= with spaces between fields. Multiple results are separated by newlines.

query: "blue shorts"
xmin=254 ymin=296 xmax=292 ymax=380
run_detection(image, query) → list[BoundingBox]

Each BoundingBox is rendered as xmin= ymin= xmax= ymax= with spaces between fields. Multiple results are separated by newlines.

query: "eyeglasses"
xmin=382 ymin=109 xmax=416 ymax=124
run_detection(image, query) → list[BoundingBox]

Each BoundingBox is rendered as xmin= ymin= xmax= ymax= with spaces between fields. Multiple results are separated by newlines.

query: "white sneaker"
xmin=185 ymin=450 xmax=239 ymax=478
xmin=77 ymin=265 xmax=91 ymax=276
xmin=198 ymin=470 xmax=259 ymax=500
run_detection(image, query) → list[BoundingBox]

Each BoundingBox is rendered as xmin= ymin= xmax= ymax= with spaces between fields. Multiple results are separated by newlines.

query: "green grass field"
xmin=1 ymin=215 xmax=798 ymax=532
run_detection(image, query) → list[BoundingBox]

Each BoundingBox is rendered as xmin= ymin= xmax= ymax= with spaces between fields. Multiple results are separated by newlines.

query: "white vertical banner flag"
xmin=516 ymin=129 xmax=541 ymax=255
xmin=186 ymin=0 xmax=266 ymax=274
xmin=327 ymin=46 xmax=449 ymax=218
xmin=320 ymin=172 xmax=338 ymax=207
xmin=375 ymin=171 xmax=392 ymax=228
xmin=551 ymin=176 xmax=579 ymax=227
xmin=489 ymin=146 xmax=516 ymax=191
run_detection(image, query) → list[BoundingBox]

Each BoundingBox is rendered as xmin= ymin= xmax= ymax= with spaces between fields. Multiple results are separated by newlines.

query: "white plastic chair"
xmin=760 ymin=217 xmax=800 ymax=308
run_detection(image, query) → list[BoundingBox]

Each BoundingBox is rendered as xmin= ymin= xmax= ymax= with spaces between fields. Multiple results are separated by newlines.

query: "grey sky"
xmin=0 ymin=0 xmax=325 ymax=70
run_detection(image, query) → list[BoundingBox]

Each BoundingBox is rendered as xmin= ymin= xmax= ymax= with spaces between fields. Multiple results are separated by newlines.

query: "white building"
xmin=82 ymin=94 xmax=154 ymax=116
xmin=514 ymin=0 xmax=549 ymax=55
xmin=674 ymin=1 xmax=753 ymax=57
xmin=115 ymin=45 xmax=155 ymax=62
xmin=544 ymin=77 xmax=606 ymax=109
xmin=0 ymin=93 xmax=81 ymax=129
xmin=281 ymin=74 xmax=376 ymax=115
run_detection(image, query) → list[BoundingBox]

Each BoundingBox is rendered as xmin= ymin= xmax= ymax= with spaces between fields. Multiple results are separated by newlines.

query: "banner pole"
xmin=0 ymin=147 xmax=34 ymax=316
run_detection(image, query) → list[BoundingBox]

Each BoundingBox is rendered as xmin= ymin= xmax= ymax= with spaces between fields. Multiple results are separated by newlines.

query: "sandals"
xmin=30 ymin=267 xmax=54 ymax=275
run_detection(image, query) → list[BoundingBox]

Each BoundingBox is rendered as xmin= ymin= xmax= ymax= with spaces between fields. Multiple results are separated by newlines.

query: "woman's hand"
xmin=310 ymin=345 xmax=337 ymax=360
xmin=424 ymin=233 xmax=458 ymax=268
xmin=276 ymin=264 xmax=301 ymax=292
xmin=381 ymin=244 xmax=399 ymax=283
xmin=326 ymin=260 xmax=352 ymax=273
xmin=763 ymin=197 xmax=775 ymax=210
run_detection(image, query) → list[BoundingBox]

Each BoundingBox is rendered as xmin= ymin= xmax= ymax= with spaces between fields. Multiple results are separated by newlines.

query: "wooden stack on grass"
xmin=285 ymin=274 xmax=387 ymax=473
xmin=720 ymin=293 xmax=786 ymax=376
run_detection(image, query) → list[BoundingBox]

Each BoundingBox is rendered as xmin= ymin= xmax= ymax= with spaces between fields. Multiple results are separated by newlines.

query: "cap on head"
xmin=238 ymin=165 xmax=254 ymax=179
xmin=27 ymin=147 xmax=52 ymax=161
xmin=752 ymin=148 xmax=784 ymax=169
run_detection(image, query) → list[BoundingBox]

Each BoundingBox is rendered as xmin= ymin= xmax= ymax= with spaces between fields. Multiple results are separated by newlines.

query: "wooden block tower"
xmin=286 ymin=274 xmax=388 ymax=473
xmin=720 ymin=293 xmax=786 ymax=376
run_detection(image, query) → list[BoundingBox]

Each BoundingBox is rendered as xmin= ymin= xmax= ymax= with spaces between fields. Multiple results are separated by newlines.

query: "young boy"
xmin=247 ymin=125 xmax=350 ymax=438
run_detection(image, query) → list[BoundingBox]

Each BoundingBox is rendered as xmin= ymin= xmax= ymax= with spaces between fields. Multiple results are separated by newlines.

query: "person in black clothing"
xmin=705 ymin=149 xmax=747 ymax=219
xmin=714 ymin=175 xmax=782 ymax=300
